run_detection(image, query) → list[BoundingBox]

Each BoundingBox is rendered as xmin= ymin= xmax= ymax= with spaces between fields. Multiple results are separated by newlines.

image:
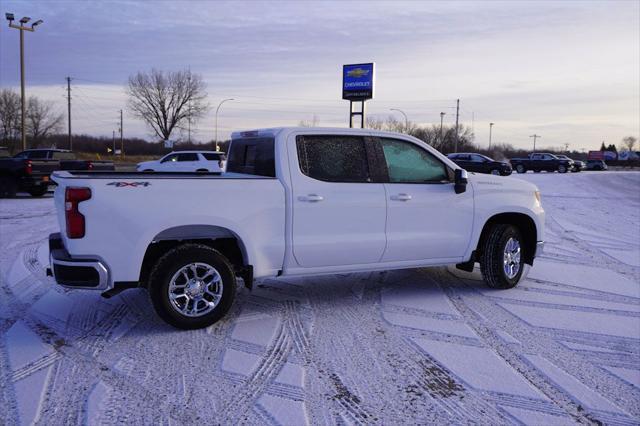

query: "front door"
xmin=290 ymin=134 xmax=387 ymax=268
xmin=378 ymin=137 xmax=474 ymax=262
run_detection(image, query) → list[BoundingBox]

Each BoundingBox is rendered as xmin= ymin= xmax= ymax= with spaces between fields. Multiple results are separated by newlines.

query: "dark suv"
xmin=447 ymin=153 xmax=512 ymax=176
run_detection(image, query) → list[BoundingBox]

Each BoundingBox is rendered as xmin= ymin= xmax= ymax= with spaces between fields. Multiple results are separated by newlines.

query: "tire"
xmin=28 ymin=186 xmax=48 ymax=197
xmin=143 ymin=169 xmax=154 ymax=172
xmin=533 ymin=170 xmax=541 ymax=173
xmin=0 ymin=177 xmax=18 ymax=198
xmin=490 ymin=169 xmax=500 ymax=176
xmin=558 ymin=165 xmax=567 ymax=173
xmin=148 ymin=244 xmax=237 ymax=329
xmin=480 ymin=224 xmax=524 ymax=289
xmin=515 ymin=164 xmax=526 ymax=174
xmin=196 ymin=169 xmax=209 ymax=173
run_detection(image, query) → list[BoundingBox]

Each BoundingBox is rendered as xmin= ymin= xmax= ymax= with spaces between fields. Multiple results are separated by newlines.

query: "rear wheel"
xmin=148 ymin=244 xmax=236 ymax=329
xmin=28 ymin=186 xmax=48 ymax=197
xmin=558 ymin=165 xmax=568 ymax=173
xmin=515 ymin=164 xmax=526 ymax=174
xmin=490 ymin=169 xmax=500 ymax=175
xmin=0 ymin=177 xmax=18 ymax=198
xmin=480 ymin=224 xmax=524 ymax=289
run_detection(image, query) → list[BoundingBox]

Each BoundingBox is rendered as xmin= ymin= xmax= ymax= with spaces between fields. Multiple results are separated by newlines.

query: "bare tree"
xmin=622 ymin=136 xmax=637 ymax=151
xmin=25 ymin=97 xmax=64 ymax=146
xmin=0 ymin=89 xmax=20 ymax=142
xmin=127 ymin=69 xmax=208 ymax=141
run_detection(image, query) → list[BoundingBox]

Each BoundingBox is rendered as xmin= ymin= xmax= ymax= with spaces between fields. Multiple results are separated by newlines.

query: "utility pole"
xmin=187 ymin=68 xmax=191 ymax=143
xmin=489 ymin=122 xmax=494 ymax=149
xmin=112 ymin=130 xmax=115 ymax=155
xmin=66 ymin=77 xmax=72 ymax=150
xmin=439 ymin=112 xmax=445 ymax=146
xmin=6 ymin=14 xmax=44 ymax=150
xmin=454 ymin=99 xmax=460 ymax=153
xmin=564 ymin=142 xmax=569 ymax=152
xmin=119 ymin=110 xmax=123 ymax=155
xmin=530 ymin=134 xmax=541 ymax=153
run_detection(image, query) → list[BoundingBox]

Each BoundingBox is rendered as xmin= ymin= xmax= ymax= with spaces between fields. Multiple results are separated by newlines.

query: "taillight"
xmin=65 ymin=187 xmax=91 ymax=238
xmin=25 ymin=160 xmax=32 ymax=175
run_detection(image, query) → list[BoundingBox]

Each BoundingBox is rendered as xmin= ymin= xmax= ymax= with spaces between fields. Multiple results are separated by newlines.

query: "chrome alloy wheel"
xmin=168 ymin=263 xmax=223 ymax=317
xmin=503 ymin=237 xmax=521 ymax=279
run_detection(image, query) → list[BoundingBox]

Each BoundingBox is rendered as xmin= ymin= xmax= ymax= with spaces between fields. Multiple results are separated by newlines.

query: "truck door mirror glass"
xmin=454 ymin=169 xmax=468 ymax=194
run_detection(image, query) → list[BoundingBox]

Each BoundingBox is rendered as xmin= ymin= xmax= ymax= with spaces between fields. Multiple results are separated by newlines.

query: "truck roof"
xmin=230 ymin=126 xmax=418 ymax=140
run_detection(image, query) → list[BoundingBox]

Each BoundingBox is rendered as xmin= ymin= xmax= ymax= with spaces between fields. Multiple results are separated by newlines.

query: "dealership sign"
xmin=342 ymin=63 xmax=375 ymax=101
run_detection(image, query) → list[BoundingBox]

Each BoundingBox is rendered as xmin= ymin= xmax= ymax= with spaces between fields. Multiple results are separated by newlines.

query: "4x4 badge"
xmin=107 ymin=182 xmax=150 ymax=187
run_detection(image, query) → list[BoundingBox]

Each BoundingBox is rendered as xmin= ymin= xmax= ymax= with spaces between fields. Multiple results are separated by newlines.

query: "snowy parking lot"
xmin=0 ymin=171 xmax=638 ymax=425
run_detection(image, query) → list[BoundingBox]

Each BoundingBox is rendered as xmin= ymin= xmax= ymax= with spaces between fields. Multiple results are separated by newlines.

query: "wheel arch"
xmin=476 ymin=213 xmax=537 ymax=265
xmin=139 ymin=225 xmax=249 ymax=287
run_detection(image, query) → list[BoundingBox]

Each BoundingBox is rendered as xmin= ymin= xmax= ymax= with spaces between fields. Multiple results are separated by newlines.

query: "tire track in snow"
xmin=440 ymin=269 xmax=640 ymax=423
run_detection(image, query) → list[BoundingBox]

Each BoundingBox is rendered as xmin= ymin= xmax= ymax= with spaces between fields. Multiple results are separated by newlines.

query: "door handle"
xmin=298 ymin=194 xmax=324 ymax=202
xmin=391 ymin=193 xmax=412 ymax=201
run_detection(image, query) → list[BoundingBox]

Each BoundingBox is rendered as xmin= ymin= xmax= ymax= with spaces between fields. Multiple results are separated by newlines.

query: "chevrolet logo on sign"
xmin=346 ymin=68 xmax=370 ymax=78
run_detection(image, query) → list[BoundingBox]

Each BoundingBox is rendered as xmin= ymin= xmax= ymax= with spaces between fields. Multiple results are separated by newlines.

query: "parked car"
xmin=136 ymin=151 xmax=225 ymax=172
xmin=0 ymin=149 xmax=114 ymax=197
xmin=586 ymin=159 xmax=608 ymax=171
xmin=447 ymin=153 xmax=512 ymax=176
xmin=49 ymin=127 xmax=545 ymax=329
xmin=556 ymin=155 xmax=585 ymax=172
xmin=510 ymin=153 xmax=573 ymax=174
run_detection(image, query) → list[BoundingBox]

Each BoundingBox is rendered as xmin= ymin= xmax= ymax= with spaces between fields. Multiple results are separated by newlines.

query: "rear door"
xmin=377 ymin=137 xmax=474 ymax=262
xmin=289 ymin=133 xmax=387 ymax=267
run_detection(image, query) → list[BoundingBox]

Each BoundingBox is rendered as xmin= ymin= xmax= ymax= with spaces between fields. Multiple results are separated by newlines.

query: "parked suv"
xmin=447 ymin=153 xmax=512 ymax=176
xmin=586 ymin=159 xmax=607 ymax=171
xmin=137 ymin=151 xmax=225 ymax=172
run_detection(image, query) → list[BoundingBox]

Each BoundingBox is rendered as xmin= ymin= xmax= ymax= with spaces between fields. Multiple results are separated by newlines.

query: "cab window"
xmin=380 ymin=138 xmax=448 ymax=183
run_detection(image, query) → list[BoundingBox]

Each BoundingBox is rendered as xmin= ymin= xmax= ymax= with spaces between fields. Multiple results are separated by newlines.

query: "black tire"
xmin=533 ymin=170 xmax=541 ymax=173
xmin=515 ymin=164 xmax=526 ymax=174
xmin=148 ymin=243 xmax=237 ymax=329
xmin=490 ymin=169 xmax=500 ymax=176
xmin=28 ymin=186 xmax=48 ymax=197
xmin=0 ymin=177 xmax=18 ymax=198
xmin=143 ymin=169 xmax=154 ymax=172
xmin=558 ymin=165 xmax=568 ymax=173
xmin=480 ymin=224 xmax=524 ymax=289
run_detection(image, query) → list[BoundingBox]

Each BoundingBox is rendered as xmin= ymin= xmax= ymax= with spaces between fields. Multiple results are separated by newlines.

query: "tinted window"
xmin=13 ymin=151 xmax=29 ymax=159
xmin=201 ymin=153 xmax=223 ymax=161
xmin=227 ymin=137 xmax=275 ymax=177
xmin=380 ymin=138 xmax=448 ymax=183
xmin=52 ymin=151 xmax=75 ymax=160
xmin=177 ymin=153 xmax=198 ymax=162
xmin=161 ymin=154 xmax=178 ymax=163
xmin=470 ymin=154 xmax=486 ymax=162
xmin=296 ymin=135 xmax=369 ymax=183
xmin=29 ymin=150 xmax=49 ymax=159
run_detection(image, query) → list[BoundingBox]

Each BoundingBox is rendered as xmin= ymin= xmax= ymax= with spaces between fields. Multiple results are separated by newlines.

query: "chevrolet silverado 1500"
xmin=49 ymin=127 xmax=545 ymax=329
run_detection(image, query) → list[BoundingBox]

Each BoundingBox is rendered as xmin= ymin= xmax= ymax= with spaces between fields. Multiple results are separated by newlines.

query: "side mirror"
xmin=454 ymin=169 xmax=468 ymax=194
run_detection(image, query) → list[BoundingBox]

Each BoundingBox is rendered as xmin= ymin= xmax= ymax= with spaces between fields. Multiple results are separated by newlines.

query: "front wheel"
xmin=515 ymin=164 xmax=526 ymax=174
xmin=148 ymin=244 xmax=237 ymax=329
xmin=480 ymin=224 xmax=524 ymax=289
xmin=558 ymin=165 xmax=568 ymax=173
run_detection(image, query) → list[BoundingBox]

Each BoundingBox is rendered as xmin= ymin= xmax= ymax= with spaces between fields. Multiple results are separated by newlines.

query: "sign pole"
xmin=342 ymin=63 xmax=374 ymax=130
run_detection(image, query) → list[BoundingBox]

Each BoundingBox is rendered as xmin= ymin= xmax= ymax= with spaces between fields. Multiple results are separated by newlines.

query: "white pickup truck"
xmin=49 ymin=127 xmax=544 ymax=329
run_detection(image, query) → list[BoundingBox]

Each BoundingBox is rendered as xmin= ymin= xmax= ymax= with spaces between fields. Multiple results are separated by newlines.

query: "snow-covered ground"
xmin=0 ymin=171 xmax=638 ymax=425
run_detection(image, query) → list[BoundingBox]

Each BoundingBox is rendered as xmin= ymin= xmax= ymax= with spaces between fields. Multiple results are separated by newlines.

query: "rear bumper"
xmin=48 ymin=233 xmax=111 ymax=291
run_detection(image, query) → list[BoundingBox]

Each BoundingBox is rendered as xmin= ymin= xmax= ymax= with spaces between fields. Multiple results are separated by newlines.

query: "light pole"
xmin=215 ymin=98 xmax=234 ymax=151
xmin=6 ymin=13 xmax=44 ymax=151
xmin=489 ymin=122 xmax=494 ymax=149
xmin=439 ymin=112 xmax=446 ymax=145
xmin=530 ymin=134 xmax=541 ymax=153
xmin=390 ymin=108 xmax=408 ymax=132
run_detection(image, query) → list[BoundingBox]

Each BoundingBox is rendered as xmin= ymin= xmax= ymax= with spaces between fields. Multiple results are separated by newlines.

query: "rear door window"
xmin=177 ymin=153 xmax=198 ymax=162
xmin=201 ymin=153 xmax=223 ymax=161
xmin=296 ymin=135 xmax=370 ymax=183
xmin=52 ymin=151 xmax=75 ymax=160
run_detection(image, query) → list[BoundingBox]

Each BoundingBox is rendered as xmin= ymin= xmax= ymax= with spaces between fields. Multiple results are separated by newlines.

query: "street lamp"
xmin=439 ymin=112 xmax=446 ymax=144
xmin=215 ymin=98 xmax=234 ymax=151
xmin=390 ymin=108 xmax=408 ymax=132
xmin=489 ymin=122 xmax=494 ymax=149
xmin=6 ymin=13 xmax=43 ymax=151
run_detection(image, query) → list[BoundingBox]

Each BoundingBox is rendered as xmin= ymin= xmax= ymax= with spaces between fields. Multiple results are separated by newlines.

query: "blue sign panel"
xmin=342 ymin=63 xmax=374 ymax=101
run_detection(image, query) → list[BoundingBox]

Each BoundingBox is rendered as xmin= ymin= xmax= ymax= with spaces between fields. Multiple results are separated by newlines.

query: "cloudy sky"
xmin=1 ymin=0 xmax=638 ymax=150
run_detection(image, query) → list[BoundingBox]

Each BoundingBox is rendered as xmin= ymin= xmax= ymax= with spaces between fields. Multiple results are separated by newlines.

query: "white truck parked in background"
xmin=49 ymin=127 xmax=545 ymax=329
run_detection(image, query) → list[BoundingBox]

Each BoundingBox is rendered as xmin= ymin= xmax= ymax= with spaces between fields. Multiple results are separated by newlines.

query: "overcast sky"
xmin=1 ymin=0 xmax=638 ymax=150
